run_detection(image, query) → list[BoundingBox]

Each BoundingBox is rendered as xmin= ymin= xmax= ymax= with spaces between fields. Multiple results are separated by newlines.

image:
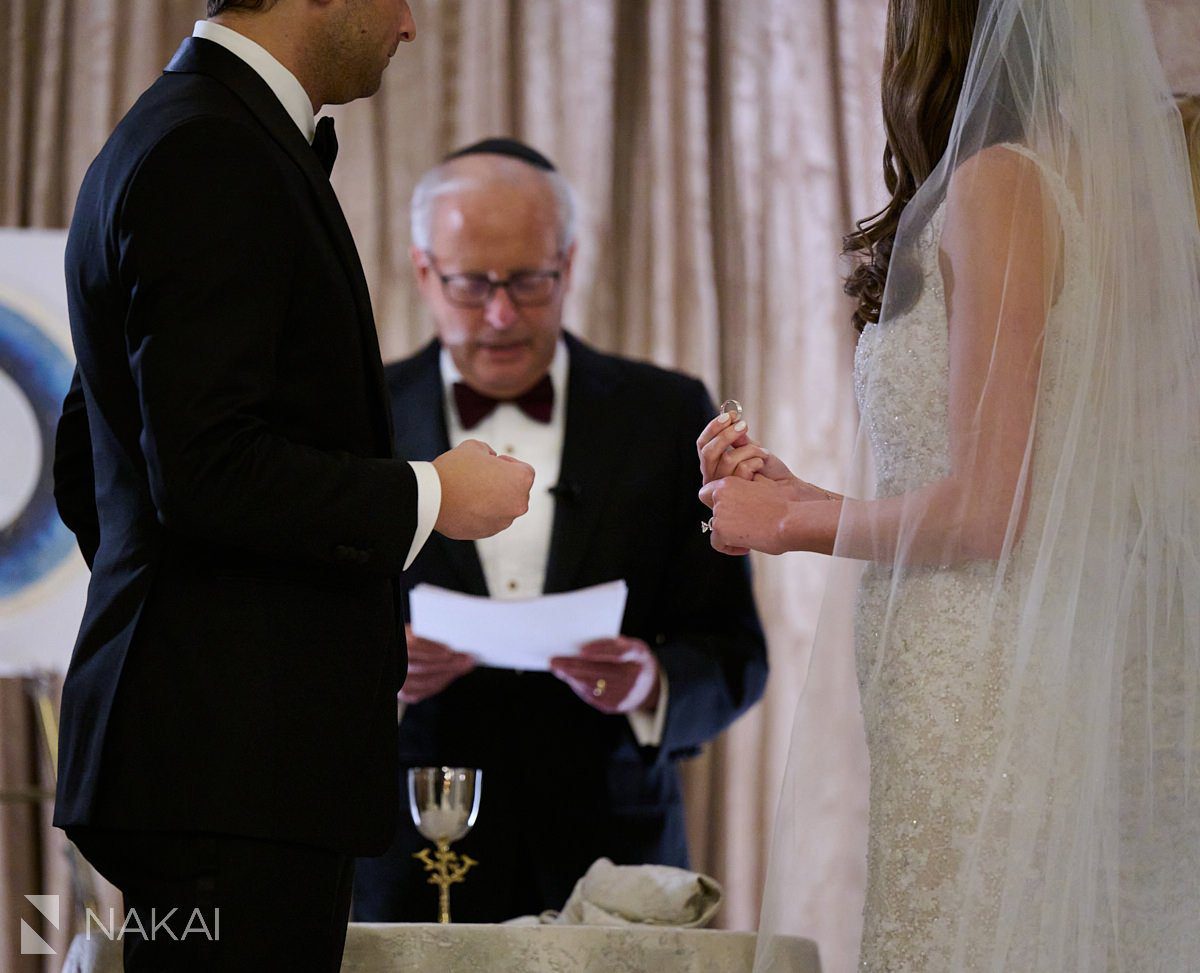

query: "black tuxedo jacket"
xmin=353 ymin=335 xmax=767 ymax=920
xmin=53 ymin=37 xmax=418 ymax=855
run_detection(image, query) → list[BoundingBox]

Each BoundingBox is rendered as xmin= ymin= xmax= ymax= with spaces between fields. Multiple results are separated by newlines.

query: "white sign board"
xmin=0 ymin=229 xmax=87 ymax=675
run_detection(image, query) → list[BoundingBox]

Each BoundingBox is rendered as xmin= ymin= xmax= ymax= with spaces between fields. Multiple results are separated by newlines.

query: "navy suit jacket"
xmin=353 ymin=334 xmax=767 ymax=920
xmin=53 ymin=38 xmax=417 ymax=855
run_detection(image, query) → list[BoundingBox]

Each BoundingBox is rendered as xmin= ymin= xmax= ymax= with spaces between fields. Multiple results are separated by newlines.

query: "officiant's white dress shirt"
xmin=439 ymin=340 xmax=668 ymax=745
xmin=191 ymin=21 xmax=441 ymax=570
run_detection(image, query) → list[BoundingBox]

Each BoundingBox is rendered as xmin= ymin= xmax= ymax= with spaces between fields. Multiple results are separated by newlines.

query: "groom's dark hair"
xmin=206 ymin=0 xmax=274 ymax=15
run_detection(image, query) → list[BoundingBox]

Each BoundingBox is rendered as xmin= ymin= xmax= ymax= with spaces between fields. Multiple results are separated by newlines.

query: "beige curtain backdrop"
xmin=1 ymin=2 xmax=1195 ymax=971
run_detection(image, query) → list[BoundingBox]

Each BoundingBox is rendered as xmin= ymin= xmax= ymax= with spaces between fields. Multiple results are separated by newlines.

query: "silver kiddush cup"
xmin=407 ymin=767 xmax=482 ymax=922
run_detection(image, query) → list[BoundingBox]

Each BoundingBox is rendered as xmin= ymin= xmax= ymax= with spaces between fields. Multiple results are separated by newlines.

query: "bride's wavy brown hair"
xmin=845 ymin=0 xmax=979 ymax=332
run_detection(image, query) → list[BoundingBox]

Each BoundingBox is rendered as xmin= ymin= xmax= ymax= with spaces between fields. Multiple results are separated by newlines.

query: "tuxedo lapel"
xmin=390 ymin=342 xmax=449 ymax=462
xmin=543 ymin=334 xmax=629 ymax=594
xmin=164 ymin=37 xmax=393 ymax=455
xmin=391 ymin=342 xmax=489 ymax=596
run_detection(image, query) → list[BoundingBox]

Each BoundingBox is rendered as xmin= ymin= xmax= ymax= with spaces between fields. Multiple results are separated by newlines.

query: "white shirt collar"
xmin=439 ymin=336 xmax=569 ymax=406
xmin=192 ymin=20 xmax=318 ymax=143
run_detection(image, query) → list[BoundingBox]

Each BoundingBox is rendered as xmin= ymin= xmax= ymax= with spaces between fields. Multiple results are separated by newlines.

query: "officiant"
xmin=352 ymin=139 xmax=768 ymax=922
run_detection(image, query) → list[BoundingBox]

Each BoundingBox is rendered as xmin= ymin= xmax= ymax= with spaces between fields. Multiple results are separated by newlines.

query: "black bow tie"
xmin=312 ymin=116 xmax=338 ymax=176
xmin=453 ymin=375 xmax=554 ymax=430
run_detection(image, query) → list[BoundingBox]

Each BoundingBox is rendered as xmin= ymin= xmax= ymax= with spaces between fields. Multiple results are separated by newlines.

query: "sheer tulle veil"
xmin=754 ymin=0 xmax=1200 ymax=970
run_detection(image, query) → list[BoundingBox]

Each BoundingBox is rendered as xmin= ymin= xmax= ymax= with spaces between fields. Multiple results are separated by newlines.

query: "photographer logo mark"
xmin=21 ymin=894 xmax=59 ymax=955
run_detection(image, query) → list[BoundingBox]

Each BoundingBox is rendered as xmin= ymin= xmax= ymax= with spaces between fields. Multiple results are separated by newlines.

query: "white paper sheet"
xmin=408 ymin=580 xmax=629 ymax=672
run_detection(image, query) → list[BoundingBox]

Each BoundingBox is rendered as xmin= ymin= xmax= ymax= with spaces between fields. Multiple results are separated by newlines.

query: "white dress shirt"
xmin=191 ymin=21 xmax=441 ymax=570
xmin=440 ymin=340 xmax=667 ymax=745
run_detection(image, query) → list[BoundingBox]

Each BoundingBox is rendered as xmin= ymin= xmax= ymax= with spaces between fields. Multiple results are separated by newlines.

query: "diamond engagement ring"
xmin=701 ymin=518 xmax=714 ymax=533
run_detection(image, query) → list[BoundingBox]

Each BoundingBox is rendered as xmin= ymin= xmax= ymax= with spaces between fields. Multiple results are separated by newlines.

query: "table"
xmin=64 ymin=922 xmax=821 ymax=972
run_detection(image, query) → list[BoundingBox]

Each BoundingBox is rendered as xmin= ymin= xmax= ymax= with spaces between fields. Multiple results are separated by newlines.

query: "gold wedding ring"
xmin=593 ymin=679 xmax=607 ymax=698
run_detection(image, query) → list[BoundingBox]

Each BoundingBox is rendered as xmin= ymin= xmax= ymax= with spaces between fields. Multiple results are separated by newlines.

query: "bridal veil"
xmin=755 ymin=0 xmax=1200 ymax=970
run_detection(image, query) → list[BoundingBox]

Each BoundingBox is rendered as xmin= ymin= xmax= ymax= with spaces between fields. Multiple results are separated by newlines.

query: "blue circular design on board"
xmin=0 ymin=300 xmax=76 ymax=599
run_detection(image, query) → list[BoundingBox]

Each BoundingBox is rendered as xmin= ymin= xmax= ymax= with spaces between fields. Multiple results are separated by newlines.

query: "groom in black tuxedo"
xmin=352 ymin=140 xmax=768 ymax=922
xmin=52 ymin=3 xmax=534 ymax=971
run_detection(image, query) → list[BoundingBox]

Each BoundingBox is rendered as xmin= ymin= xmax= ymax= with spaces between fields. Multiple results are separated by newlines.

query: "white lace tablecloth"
xmin=65 ymin=922 xmax=821 ymax=972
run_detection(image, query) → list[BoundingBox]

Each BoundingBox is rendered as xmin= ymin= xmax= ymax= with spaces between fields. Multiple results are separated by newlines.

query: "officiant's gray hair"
xmin=410 ymin=156 xmax=578 ymax=253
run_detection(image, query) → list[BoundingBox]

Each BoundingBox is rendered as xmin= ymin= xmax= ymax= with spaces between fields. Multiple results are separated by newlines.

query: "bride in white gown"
xmin=698 ymin=1 xmax=1200 ymax=970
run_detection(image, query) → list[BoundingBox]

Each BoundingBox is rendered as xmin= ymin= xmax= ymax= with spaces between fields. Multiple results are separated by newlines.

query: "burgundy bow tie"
xmin=453 ymin=375 xmax=554 ymax=430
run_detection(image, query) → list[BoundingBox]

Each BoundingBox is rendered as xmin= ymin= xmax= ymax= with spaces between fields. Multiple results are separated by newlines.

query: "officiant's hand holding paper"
xmin=399 ymin=624 xmax=477 ymax=704
xmin=550 ymin=637 xmax=661 ymax=715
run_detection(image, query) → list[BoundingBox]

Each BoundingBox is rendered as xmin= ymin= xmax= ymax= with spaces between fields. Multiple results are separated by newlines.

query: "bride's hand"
xmin=697 ymin=414 xmax=805 ymax=488
xmin=697 ymin=413 xmax=774 ymax=484
xmin=698 ymin=476 xmax=794 ymax=556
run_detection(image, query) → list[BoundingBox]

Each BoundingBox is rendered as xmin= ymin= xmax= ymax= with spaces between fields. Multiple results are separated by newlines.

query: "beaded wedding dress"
xmin=851 ymin=147 xmax=1092 ymax=971
xmin=754 ymin=2 xmax=1200 ymax=971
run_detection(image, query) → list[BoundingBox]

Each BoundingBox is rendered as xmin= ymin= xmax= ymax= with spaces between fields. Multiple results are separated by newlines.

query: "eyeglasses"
xmin=424 ymin=252 xmax=563 ymax=309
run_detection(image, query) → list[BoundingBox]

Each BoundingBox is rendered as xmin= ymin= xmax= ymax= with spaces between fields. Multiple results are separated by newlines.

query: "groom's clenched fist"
xmin=432 ymin=439 xmax=534 ymax=540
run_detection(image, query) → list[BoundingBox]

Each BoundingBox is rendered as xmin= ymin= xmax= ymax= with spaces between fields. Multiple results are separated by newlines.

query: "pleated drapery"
xmin=0 ymin=3 xmax=1194 ymax=972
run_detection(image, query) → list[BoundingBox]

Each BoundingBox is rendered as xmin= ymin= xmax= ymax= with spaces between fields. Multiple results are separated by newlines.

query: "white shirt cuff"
xmin=626 ymin=668 xmax=669 ymax=747
xmin=405 ymin=461 xmax=442 ymax=571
